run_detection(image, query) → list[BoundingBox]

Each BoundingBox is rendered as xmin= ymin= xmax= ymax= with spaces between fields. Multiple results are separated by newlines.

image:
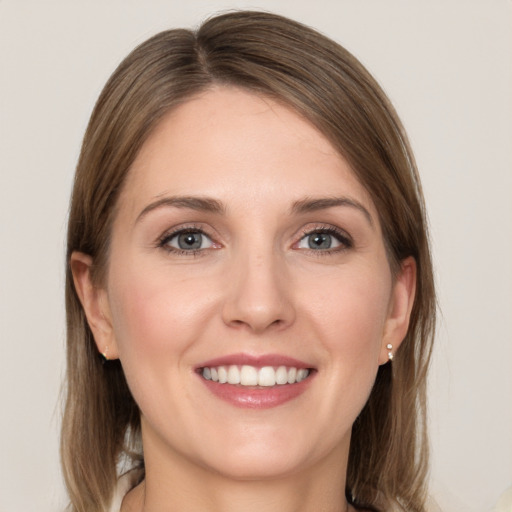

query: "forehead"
xmin=119 ymin=86 xmax=376 ymax=218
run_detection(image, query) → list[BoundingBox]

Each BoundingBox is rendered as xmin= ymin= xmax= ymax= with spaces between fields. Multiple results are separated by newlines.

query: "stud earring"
xmin=101 ymin=346 xmax=109 ymax=362
xmin=386 ymin=343 xmax=393 ymax=361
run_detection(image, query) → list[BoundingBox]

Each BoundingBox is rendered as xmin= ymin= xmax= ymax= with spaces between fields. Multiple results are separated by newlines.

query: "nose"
xmin=221 ymin=250 xmax=296 ymax=334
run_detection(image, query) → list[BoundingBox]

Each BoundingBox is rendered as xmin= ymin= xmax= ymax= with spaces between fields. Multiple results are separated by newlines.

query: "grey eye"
xmin=298 ymin=232 xmax=342 ymax=250
xmin=307 ymin=233 xmax=333 ymax=249
xmin=167 ymin=231 xmax=213 ymax=251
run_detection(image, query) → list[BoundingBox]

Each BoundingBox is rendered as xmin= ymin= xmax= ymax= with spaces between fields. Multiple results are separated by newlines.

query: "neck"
xmin=146 ymin=468 xmax=350 ymax=512
xmin=123 ymin=429 xmax=353 ymax=512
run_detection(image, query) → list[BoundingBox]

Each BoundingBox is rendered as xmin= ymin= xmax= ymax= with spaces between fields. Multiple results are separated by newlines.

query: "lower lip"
xmin=199 ymin=374 xmax=314 ymax=409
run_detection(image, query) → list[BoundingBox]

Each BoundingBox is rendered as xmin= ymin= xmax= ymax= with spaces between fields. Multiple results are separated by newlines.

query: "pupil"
xmin=178 ymin=233 xmax=201 ymax=250
xmin=309 ymin=233 xmax=331 ymax=249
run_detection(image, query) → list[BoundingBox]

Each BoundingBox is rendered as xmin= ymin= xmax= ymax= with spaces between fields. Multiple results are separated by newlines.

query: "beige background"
xmin=0 ymin=1 xmax=511 ymax=511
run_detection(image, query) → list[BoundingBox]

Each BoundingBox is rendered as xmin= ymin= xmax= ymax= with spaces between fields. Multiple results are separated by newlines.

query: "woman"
xmin=62 ymin=10 xmax=435 ymax=512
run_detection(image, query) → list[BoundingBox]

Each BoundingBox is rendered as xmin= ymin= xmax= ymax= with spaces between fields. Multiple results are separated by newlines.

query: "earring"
xmin=101 ymin=346 xmax=109 ymax=362
xmin=386 ymin=343 xmax=393 ymax=361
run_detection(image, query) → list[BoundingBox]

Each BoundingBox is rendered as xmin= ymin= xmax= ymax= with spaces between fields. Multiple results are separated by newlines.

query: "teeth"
xmin=218 ymin=366 xmax=228 ymax=384
xmin=240 ymin=365 xmax=258 ymax=385
xmin=275 ymin=366 xmax=288 ymax=385
xmin=258 ymin=366 xmax=275 ymax=386
xmin=227 ymin=365 xmax=240 ymax=384
xmin=201 ymin=365 xmax=310 ymax=386
xmin=296 ymin=368 xmax=309 ymax=382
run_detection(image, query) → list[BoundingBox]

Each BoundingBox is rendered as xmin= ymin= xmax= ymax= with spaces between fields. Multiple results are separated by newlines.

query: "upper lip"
xmin=196 ymin=353 xmax=313 ymax=370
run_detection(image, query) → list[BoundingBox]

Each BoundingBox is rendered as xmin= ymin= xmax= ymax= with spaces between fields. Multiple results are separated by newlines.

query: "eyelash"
xmin=157 ymin=224 xmax=214 ymax=257
xmin=157 ymin=224 xmax=353 ymax=256
xmin=297 ymin=225 xmax=353 ymax=254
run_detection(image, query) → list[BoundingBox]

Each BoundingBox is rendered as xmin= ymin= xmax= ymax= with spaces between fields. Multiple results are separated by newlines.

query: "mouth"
xmin=200 ymin=365 xmax=310 ymax=386
xmin=196 ymin=354 xmax=315 ymax=408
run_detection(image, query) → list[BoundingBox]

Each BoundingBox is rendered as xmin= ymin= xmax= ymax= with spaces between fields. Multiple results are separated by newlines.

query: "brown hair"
xmin=62 ymin=10 xmax=435 ymax=512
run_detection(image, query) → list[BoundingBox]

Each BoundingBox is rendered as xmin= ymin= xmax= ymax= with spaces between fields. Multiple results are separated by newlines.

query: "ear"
xmin=70 ymin=251 xmax=119 ymax=360
xmin=379 ymin=256 xmax=417 ymax=365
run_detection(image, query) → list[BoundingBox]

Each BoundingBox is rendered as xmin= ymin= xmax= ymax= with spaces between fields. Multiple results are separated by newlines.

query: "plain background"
xmin=0 ymin=1 xmax=511 ymax=511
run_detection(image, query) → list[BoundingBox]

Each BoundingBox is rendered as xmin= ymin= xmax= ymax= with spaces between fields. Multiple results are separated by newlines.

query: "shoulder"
xmin=110 ymin=469 xmax=144 ymax=512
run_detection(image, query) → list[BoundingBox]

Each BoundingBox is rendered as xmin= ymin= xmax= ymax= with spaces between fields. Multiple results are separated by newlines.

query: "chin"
xmin=201 ymin=450 xmax=307 ymax=481
xmin=191 ymin=425 xmax=337 ymax=482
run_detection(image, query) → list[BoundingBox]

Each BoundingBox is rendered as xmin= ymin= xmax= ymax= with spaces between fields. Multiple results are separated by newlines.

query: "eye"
xmin=160 ymin=229 xmax=214 ymax=252
xmin=296 ymin=228 xmax=352 ymax=251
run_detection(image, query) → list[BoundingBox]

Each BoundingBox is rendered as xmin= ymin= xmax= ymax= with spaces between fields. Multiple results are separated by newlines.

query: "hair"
xmin=62 ymin=10 xmax=436 ymax=512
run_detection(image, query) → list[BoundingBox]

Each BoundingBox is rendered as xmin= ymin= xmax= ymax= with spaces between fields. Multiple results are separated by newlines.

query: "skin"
xmin=72 ymin=87 xmax=416 ymax=512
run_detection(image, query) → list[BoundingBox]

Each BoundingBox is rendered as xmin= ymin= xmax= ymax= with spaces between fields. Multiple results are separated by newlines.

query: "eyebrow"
xmin=136 ymin=194 xmax=374 ymax=227
xmin=290 ymin=196 xmax=374 ymax=227
xmin=136 ymin=196 xmax=225 ymax=223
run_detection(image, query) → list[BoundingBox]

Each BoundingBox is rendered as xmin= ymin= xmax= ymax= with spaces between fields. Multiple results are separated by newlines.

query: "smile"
xmin=201 ymin=365 xmax=310 ymax=386
xmin=196 ymin=354 xmax=315 ymax=408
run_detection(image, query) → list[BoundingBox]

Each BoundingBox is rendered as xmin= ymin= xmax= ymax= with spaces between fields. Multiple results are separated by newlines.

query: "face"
xmin=74 ymin=87 xmax=414 ymax=482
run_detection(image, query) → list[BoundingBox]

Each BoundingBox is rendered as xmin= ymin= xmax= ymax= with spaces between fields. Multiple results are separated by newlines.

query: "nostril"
xmin=221 ymin=272 xmax=296 ymax=332
xmin=227 ymin=316 xmax=286 ymax=331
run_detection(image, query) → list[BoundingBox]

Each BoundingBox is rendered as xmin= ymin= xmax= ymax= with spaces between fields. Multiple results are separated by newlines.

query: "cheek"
xmin=105 ymin=262 xmax=220 ymax=421
xmin=304 ymin=264 xmax=391 ymax=363
xmin=108 ymin=261 xmax=214 ymax=354
xmin=105 ymin=259 xmax=221 ymax=413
